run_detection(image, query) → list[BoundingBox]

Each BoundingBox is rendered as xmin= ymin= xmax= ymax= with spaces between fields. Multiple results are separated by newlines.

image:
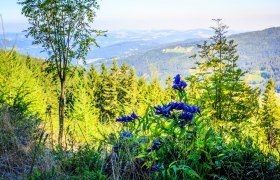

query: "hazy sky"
xmin=0 ymin=0 xmax=280 ymax=32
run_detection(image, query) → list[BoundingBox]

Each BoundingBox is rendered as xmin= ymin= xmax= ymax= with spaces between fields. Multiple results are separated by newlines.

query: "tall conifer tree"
xmin=261 ymin=78 xmax=280 ymax=148
xmin=192 ymin=19 xmax=259 ymax=122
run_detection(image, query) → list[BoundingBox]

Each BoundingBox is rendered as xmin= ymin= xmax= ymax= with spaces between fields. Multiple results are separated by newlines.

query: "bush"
xmin=59 ymin=145 xmax=107 ymax=179
xmin=109 ymin=74 xmax=280 ymax=179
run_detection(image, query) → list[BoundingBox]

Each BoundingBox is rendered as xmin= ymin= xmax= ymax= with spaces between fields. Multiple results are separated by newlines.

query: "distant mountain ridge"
xmin=0 ymin=29 xmax=214 ymax=59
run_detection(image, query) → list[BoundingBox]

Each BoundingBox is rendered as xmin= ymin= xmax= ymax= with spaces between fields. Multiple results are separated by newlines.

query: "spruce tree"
xmin=164 ymin=76 xmax=176 ymax=102
xmin=147 ymin=78 xmax=164 ymax=106
xmin=261 ymin=78 xmax=280 ymax=148
xmin=118 ymin=63 xmax=130 ymax=115
xmin=87 ymin=65 xmax=101 ymax=97
xmin=66 ymin=67 xmax=99 ymax=140
xmin=136 ymin=77 xmax=149 ymax=115
xmin=126 ymin=67 xmax=138 ymax=112
xmin=98 ymin=63 xmax=118 ymax=123
xmin=192 ymin=19 xmax=259 ymax=122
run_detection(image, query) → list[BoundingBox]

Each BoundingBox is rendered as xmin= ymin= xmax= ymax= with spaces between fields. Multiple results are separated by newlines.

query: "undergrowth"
xmin=1 ymin=74 xmax=280 ymax=179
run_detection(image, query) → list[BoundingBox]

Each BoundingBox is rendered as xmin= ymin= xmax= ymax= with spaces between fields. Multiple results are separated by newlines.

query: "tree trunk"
xmin=58 ymin=80 xmax=65 ymax=146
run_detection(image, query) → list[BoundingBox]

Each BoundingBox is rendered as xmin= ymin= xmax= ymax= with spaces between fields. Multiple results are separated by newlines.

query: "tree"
xmin=98 ymin=63 xmax=118 ymax=123
xmin=261 ymin=78 xmax=280 ymax=148
xmin=164 ymin=76 xmax=176 ymax=102
xmin=147 ymin=78 xmax=164 ymax=106
xmin=136 ymin=77 xmax=149 ymax=115
xmin=18 ymin=0 xmax=104 ymax=145
xmin=117 ymin=63 xmax=130 ymax=114
xmin=87 ymin=65 xmax=101 ymax=112
xmin=192 ymin=19 xmax=259 ymax=123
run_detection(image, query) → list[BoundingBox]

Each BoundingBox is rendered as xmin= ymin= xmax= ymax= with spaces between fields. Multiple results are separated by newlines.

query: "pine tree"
xmin=87 ymin=65 xmax=101 ymax=97
xmin=118 ymin=63 xmax=130 ymax=115
xmin=0 ymin=51 xmax=47 ymax=116
xmin=66 ymin=67 xmax=99 ymax=140
xmin=147 ymin=78 xmax=164 ymax=106
xmin=126 ymin=67 xmax=138 ymax=112
xmin=98 ymin=63 xmax=119 ymax=123
xmin=164 ymin=76 xmax=176 ymax=102
xmin=261 ymin=78 xmax=280 ymax=148
xmin=192 ymin=19 xmax=259 ymax=123
xmin=136 ymin=77 xmax=149 ymax=115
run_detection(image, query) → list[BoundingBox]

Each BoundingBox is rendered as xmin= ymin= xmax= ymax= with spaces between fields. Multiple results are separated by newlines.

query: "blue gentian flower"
xmin=151 ymin=140 xmax=160 ymax=150
xmin=131 ymin=112 xmax=138 ymax=119
xmin=173 ymin=102 xmax=186 ymax=111
xmin=178 ymin=112 xmax=194 ymax=120
xmin=145 ymin=148 xmax=152 ymax=153
xmin=121 ymin=131 xmax=133 ymax=139
xmin=146 ymin=140 xmax=161 ymax=153
xmin=174 ymin=74 xmax=181 ymax=84
xmin=116 ymin=112 xmax=139 ymax=122
xmin=185 ymin=106 xmax=200 ymax=113
xmin=152 ymin=165 xmax=160 ymax=171
xmin=154 ymin=104 xmax=171 ymax=118
xmin=172 ymin=74 xmax=187 ymax=90
xmin=116 ymin=116 xmax=132 ymax=122
xmin=154 ymin=101 xmax=200 ymax=128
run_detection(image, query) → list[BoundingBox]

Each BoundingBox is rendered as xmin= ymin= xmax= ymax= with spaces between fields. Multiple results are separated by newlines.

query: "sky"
xmin=0 ymin=0 xmax=280 ymax=32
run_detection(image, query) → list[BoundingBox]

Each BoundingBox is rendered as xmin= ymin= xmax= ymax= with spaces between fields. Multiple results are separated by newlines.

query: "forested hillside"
xmin=91 ymin=27 xmax=280 ymax=91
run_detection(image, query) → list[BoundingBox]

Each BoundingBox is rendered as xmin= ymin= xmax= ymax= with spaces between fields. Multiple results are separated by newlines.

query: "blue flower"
xmin=146 ymin=164 xmax=161 ymax=173
xmin=173 ymin=102 xmax=186 ymax=111
xmin=116 ymin=116 xmax=132 ymax=122
xmin=146 ymin=140 xmax=161 ymax=153
xmin=152 ymin=165 xmax=160 ymax=171
xmin=154 ymin=101 xmax=200 ymax=128
xmin=151 ymin=140 xmax=160 ymax=150
xmin=172 ymin=74 xmax=187 ymax=90
xmin=185 ymin=106 xmax=200 ymax=113
xmin=174 ymin=74 xmax=181 ymax=84
xmin=131 ymin=112 xmax=138 ymax=119
xmin=154 ymin=104 xmax=171 ymax=118
xmin=121 ymin=130 xmax=133 ymax=139
xmin=116 ymin=112 xmax=138 ymax=122
xmin=155 ymin=102 xmax=200 ymax=119
xmin=145 ymin=148 xmax=152 ymax=153
xmin=178 ymin=112 xmax=194 ymax=121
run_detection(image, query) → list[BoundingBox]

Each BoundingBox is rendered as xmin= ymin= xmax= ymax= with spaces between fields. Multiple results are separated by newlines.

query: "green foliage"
xmin=260 ymin=78 xmax=280 ymax=149
xmin=110 ymin=75 xmax=280 ymax=179
xmin=190 ymin=19 xmax=259 ymax=123
xmin=98 ymin=63 xmax=119 ymax=122
xmin=262 ymin=78 xmax=279 ymax=127
xmin=58 ymin=145 xmax=106 ymax=179
xmin=0 ymin=50 xmax=47 ymax=116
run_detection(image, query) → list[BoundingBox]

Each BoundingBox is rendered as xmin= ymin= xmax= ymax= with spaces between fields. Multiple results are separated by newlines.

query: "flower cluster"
xmin=172 ymin=74 xmax=187 ymax=90
xmin=116 ymin=112 xmax=138 ymax=122
xmin=115 ymin=74 xmax=200 ymax=174
xmin=155 ymin=102 xmax=200 ymax=128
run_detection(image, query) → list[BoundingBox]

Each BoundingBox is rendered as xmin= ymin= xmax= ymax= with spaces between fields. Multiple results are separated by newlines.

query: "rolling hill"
xmin=90 ymin=27 xmax=280 ymax=91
